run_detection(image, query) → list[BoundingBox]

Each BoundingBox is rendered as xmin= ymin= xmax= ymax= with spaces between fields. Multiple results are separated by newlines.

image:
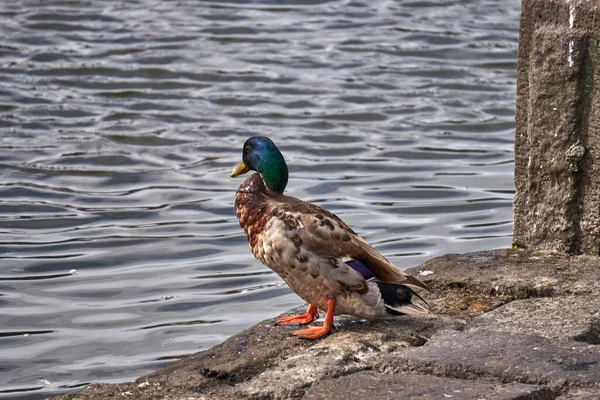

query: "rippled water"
xmin=0 ymin=0 xmax=519 ymax=398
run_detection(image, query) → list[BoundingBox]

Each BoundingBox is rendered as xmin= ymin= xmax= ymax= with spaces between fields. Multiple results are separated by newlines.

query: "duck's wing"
xmin=273 ymin=195 xmax=430 ymax=293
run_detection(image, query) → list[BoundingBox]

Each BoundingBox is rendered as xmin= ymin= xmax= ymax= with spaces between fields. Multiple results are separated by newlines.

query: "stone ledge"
xmin=53 ymin=250 xmax=600 ymax=400
xmin=303 ymin=372 xmax=555 ymax=400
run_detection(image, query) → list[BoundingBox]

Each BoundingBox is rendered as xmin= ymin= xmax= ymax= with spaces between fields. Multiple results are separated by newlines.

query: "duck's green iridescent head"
xmin=231 ymin=136 xmax=289 ymax=193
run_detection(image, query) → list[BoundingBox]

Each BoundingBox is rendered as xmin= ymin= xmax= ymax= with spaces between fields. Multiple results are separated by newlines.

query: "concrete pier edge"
xmin=53 ymin=249 xmax=600 ymax=399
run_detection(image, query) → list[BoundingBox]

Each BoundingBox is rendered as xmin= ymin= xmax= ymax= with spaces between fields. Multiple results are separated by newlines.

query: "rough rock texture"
xmin=53 ymin=250 xmax=600 ymax=400
xmin=514 ymin=0 xmax=600 ymax=255
xmin=303 ymin=372 xmax=554 ymax=400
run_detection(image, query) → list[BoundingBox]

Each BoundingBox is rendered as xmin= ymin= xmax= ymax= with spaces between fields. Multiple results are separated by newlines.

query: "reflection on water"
xmin=0 ymin=0 xmax=519 ymax=398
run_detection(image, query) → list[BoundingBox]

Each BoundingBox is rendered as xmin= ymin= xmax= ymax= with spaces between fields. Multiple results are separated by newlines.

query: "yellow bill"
xmin=231 ymin=161 xmax=249 ymax=177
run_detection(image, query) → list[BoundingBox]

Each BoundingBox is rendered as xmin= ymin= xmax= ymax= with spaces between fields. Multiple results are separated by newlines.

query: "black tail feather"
xmin=376 ymin=281 xmax=430 ymax=316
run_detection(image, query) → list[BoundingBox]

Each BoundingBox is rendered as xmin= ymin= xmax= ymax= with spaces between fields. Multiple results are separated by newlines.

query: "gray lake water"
xmin=0 ymin=0 xmax=519 ymax=398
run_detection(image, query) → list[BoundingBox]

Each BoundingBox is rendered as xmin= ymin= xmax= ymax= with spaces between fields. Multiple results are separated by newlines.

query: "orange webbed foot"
xmin=277 ymin=314 xmax=316 ymax=325
xmin=292 ymin=326 xmax=332 ymax=339
xmin=290 ymin=298 xmax=335 ymax=340
xmin=277 ymin=304 xmax=319 ymax=325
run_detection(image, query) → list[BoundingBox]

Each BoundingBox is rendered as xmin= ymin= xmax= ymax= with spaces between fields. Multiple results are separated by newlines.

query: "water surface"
xmin=0 ymin=0 xmax=519 ymax=398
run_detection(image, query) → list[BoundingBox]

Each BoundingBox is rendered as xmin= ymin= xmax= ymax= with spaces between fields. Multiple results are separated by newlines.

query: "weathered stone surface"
xmin=229 ymin=315 xmax=451 ymax=400
xmin=303 ymin=372 xmax=554 ymax=400
xmin=412 ymin=249 xmax=600 ymax=321
xmin=384 ymin=330 xmax=600 ymax=389
xmin=573 ymin=318 xmax=600 ymax=345
xmin=52 ymin=250 xmax=600 ymax=400
xmin=415 ymin=250 xmax=600 ymax=296
xmin=557 ymin=387 xmax=600 ymax=400
xmin=514 ymin=0 xmax=600 ymax=255
xmin=469 ymin=295 xmax=600 ymax=341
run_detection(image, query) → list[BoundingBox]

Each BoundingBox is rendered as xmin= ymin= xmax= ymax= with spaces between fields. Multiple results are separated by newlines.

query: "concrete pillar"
xmin=514 ymin=0 xmax=600 ymax=254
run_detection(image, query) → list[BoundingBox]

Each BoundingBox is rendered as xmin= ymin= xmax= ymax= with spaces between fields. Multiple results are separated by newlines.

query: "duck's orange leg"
xmin=277 ymin=304 xmax=319 ymax=325
xmin=292 ymin=298 xmax=335 ymax=340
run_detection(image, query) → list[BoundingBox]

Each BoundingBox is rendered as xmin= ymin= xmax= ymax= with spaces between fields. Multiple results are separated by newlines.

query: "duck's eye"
xmin=244 ymin=145 xmax=251 ymax=154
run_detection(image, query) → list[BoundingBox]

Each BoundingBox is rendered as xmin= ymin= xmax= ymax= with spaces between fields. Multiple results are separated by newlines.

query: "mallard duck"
xmin=231 ymin=136 xmax=430 ymax=339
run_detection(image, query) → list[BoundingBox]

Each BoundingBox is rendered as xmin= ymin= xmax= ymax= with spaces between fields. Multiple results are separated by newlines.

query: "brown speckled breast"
xmin=235 ymin=173 xmax=272 ymax=249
